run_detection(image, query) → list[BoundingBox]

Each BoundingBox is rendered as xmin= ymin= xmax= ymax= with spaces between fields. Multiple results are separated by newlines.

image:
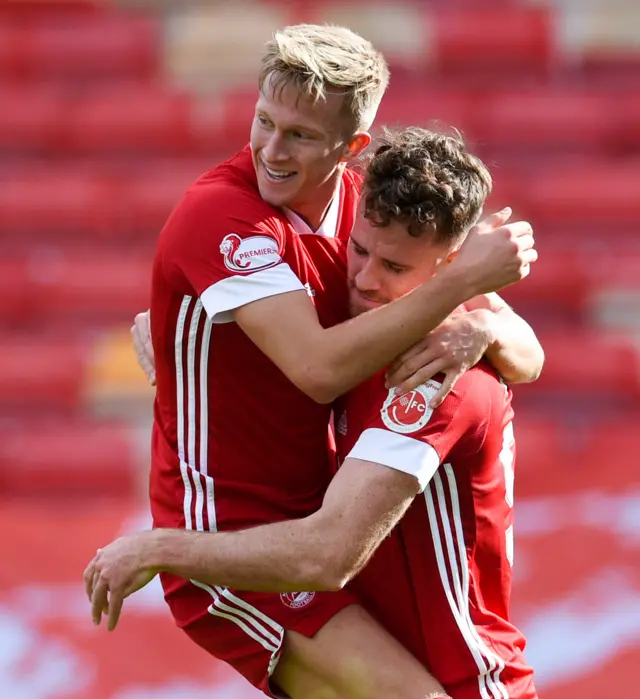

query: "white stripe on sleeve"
xmin=200 ymin=263 xmax=305 ymax=324
xmin=346 ymin=427 xmax=441 ymax=492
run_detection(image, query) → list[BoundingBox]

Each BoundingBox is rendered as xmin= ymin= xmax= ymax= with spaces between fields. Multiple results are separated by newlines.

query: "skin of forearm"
xmin=310 ymin=266 xmax=474 ymax=402
xmin=479 ymin=308 xmax=544 ymax=383
xmin=145 ymin=520 xmax=349 ymax=593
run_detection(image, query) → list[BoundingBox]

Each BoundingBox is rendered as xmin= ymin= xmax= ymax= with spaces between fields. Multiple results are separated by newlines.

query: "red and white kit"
xmin=336 ymin=365 xmax=537 ymax=699
xmin=149 ymin=146 xmax=361 ymax=694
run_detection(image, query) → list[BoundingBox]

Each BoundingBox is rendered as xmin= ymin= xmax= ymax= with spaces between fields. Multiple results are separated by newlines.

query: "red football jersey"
xmin=336 ymin=366 xmax=536 ymax=699
xmin=150 ymin=146 xmax=359 ymax=614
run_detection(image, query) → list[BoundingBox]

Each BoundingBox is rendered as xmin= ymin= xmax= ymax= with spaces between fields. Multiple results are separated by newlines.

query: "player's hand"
xmin=385 ymin=310 xmax=490 ymax=406
xmin=83 ymin=532 xmax=159 ymax=632
xmin=131 ymin=309 xmax=156 ymax=385
xmin=452 ymin=208 xmax=537 ymax=296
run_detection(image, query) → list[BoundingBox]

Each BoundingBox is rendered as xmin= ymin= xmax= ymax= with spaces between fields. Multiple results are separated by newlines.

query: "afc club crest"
xmin=381 ymin=381 xmax=440 ymax=434
xmin=280 ymin=591 xmax=316 ymax=609
xmin=219 ymin=233 xmax=281 ymax=273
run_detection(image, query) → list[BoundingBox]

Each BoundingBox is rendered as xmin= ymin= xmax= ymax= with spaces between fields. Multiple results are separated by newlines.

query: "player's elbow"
xmin=294 ymin=538 xmax=361 ymax=591
xmin=505 ymin=345 xmax=545 ymax=385
xmin=291 ymin=365 xmax=340 ymax=405
xmin=528 ymin=345 xmax=545 ymax=382
xmin=303 ymin=561 xmax=355 ymax=592
xmin=314 ymin=546 xmax=364 ymax=591
xmin=296 ymin=562 xmax=349 ymax=592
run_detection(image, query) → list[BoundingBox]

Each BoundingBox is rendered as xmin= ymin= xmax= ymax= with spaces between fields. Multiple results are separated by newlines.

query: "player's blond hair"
xmin=259 ymin=24 xmax=390 ymax=134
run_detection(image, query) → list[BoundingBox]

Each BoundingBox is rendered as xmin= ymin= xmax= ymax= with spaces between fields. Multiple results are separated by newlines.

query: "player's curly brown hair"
xmin=363 ymin=127 xmax=493 ymax=244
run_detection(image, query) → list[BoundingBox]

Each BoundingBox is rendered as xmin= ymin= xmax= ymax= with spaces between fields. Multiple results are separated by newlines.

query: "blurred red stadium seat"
xmin=0 ymin=336 xmax=85 ymax=409
xmin=431 ymin=6 xmax=555 ymax=73
xmin=501 ymin=249 xmax=640 ymax=313
xmin=123 ymin=168 xmax=201 ymax=233
xmin=480 ymin=91 xmax=611 ymax=150
xmin=524 ymin=331 xmax=640 ymax=398
xmin=500 ymin=251 xmax=590 ymax=312
xmin=0 ymin=421 xmax=138 ymax=498
xmin=0 ymin=89 xmax=66 ymax=150
xmin=66 ymin=89 xmax=192 ymax=152
xmin=0 ymin=169 xmax=119 ymax=235
xmin=10 ymin=12 xmax=159 ymax=82
xmin=615 ymin=92 xmax=640 ymax=146
xmin=0 ymin=252 xmax=151 ymax=323
xmin=376 ymin=88 xmax=476 ymax=136
xmin=514 ymin=162 xmax=640 ymax=223
xmin=515 ymin=415 xmax=640 ymax=496
xmin=31 ymin=252 xmax=152 ymax=318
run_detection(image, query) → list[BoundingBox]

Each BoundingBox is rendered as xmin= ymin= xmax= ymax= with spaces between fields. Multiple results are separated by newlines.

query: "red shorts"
xmin=162 ymin=574 xmax=358 ymax=697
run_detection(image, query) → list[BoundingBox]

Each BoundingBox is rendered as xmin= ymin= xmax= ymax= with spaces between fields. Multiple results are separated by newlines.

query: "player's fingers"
xmin=131 ymin=327 xmax=156 ymax=385
xmin=92 ymin=568 xmax=101 ymax=602
xmin=107 ymin=593 xmax=124 ymax=632
xmin=386 ymin=349 xmax=442 ymax=389
xmin=393 ymin=358 xmax=449 ymax=396
xmin=386 ymin=338 xmax=431 ymax=381
xmin=476 ymin=207 xmax=512 ymax=232
xmin=429 ymin=370 xmax=463 ymax=409
xmin=83 ymin=559 xmax=97 ymax=601
xmin=91 ymin=578 xmax=109 ymax=627
xmin=133 ymin=310 xmax=151 ymax=335
xmin=84 ymin=556 xmax=100 ymax=601
xmin=515 ymin=231 xmax=534 ymax=250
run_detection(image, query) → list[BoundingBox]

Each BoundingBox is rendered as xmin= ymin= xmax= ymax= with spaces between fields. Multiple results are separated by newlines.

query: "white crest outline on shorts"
xmin=380 ymin=381 xmax=440 ymax=434
xmin=280 ymin=591 xmax=316 ymax=609
xmin=219 ymin=233 xmax=281 ymax=273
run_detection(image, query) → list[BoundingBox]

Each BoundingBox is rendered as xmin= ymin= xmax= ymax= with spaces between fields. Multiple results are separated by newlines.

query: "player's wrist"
xmin=143 ymin=528 xmax=175 ymax=572
xmin=468 ymin=308 xmax=499 ymax=349
xmin=433 ymin=263 xmax=476 ymax=308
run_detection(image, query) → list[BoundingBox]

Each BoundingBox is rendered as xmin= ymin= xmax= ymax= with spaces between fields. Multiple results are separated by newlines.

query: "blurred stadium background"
xmin=0 ymin=0 xmax=638 ymax=697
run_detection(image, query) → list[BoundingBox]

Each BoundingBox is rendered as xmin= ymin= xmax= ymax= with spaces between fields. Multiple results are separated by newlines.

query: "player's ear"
xmin=340 ymin=132 xmax=371 ymax=163
xmin=446 ymin=247 xmax=460 ymax=265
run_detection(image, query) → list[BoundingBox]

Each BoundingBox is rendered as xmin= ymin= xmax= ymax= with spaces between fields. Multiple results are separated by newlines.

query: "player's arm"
xmin=465 ymin=292 xmax=544 ymax=383
xmin=86 ymin=455 xmax=426 ymax=631
xmin=85 ymin=383 xmax=459 ymax=629
xmin=385 ymin=293 xmax=544 ymax=401
xmin=160 ymin=457 xmax=421 ymax=591
xmin=233 ymin=210 xmax=536 ymax=403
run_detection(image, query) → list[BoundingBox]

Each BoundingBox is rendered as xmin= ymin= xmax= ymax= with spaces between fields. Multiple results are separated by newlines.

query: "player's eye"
xmin=257 ymin=114 xmax=272 ymax=128
xmin=384 ymin=261 xmax=405 ymax=274
xmin=351 ymin=241 xmax=367 ymax=256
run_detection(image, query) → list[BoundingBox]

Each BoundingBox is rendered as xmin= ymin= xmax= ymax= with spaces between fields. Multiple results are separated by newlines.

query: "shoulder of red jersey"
xmin=344 ymin=363 xmax=510 ymax=491
xmin=158 ymin=146 xmax=289 ymax=266
xmin=370 ymin=363 xmax=507 ymax=432
xmin=155 ymin=145 xmax=306 ymax=314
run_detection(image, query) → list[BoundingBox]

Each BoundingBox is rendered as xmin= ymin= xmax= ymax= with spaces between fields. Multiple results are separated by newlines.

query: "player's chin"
xmin=257 ymin=177 xmax=298 ymax=208
xmin=349 ymin=300 xmax=381 ymax=317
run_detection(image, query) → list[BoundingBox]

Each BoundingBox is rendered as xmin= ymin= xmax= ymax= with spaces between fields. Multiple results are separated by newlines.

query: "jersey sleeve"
xmin=160 ymin=183 xmax=305 ymax=323
xmin=345 ymin=376 xmax=482 ymax=492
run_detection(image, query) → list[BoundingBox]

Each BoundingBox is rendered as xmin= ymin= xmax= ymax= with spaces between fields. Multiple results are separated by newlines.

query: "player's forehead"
xmin=255 ymin=74 xmax=347 ymax=135
xmin=352 ymin=218 xmax=423 ymax=263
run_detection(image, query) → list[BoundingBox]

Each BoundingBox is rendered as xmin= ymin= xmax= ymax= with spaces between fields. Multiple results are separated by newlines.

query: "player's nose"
xmin=354 ymin=262 xmax=381 ymax=295
xmin=261 ymin=132 xmax=289 ymax=162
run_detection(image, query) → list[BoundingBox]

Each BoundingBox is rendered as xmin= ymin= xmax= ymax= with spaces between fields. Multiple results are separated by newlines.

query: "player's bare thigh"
xmin=272 ymin=604 xmax=444 ymax=699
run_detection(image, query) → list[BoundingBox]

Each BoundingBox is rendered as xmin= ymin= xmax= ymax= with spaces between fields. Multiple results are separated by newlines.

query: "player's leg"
xmin=272 ymin=604 xmax=445 ymax=699
xmin=172 ymin=583 xmax=444 ymax=699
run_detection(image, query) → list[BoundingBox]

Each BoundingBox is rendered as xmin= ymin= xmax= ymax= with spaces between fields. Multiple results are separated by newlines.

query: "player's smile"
xmin=262 ymin=161 xmax=298 ymax=182
xmin=260 ymin=161 xmax=298 ymax=184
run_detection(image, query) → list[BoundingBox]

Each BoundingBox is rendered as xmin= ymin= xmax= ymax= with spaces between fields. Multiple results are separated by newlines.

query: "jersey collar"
xmin=283 ymin=183 xmax=341 ymax=238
